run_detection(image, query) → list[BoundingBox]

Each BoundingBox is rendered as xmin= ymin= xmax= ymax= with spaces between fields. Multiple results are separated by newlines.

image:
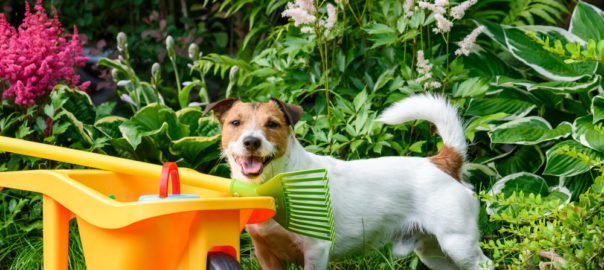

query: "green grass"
xmin=239 ymin=232 xmax=431 ymax=270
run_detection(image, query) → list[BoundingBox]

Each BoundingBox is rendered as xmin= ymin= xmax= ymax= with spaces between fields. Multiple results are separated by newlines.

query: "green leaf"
xmin=97 ymin=58 xmax=129 ymax=75
xmin=59 ymin=110 xmax=94 ymax=145
xmin=169 ymin=136 xmax=221 ymax=168
xmin=196 ymin=118 xmax=222 ymax=137
xmin=543 ymin=140 xmax=604 ymax=176
xmin=178 ymin=82 xmax=197 ymax=109
xmin=409 ymin=141 xmax=426 ymax=153
xmin=482 ymin=22 xmax=598 ymax=81
xmin=50 ymin=85 xmax=96 ymax=125
xmin=489 ymin=117 xmax=571 ymax=145
xmin=369 ymin=34 xmax=398 ymax=48
xmin=43 ymin=104 xmax=54 ymax=118
xmin=495 ymin=75 xmax=601 ymax=94
xmin=467 ymin=97 xmax=535 ymax=120
xmin=94 ymin=116 xmax=126 ymax=139
xmin=486 ymin=172 xmax=552 ymax=215
xmin=35 ymin=117 xmax=46 ymax=131
xmin=452 ymin=77 xmax=490 ymax=97
xmin=497 ymin=173 xmax=550 ymax=198
xmin=177 ymin=108 xmax=204 ymax=134
xmin=363 ymin=24 xmax=396 ymax=35
xmin=119 ymin=104 xmax=188 ymax=149
xmin=465 ymin=113 xmax=509 ymax=142
xmin=373 ymin=68 xmax=395 ymax=93
xmin=353 ymin=90 xmax=368 ymax=112
xmin=494 ymin=146 xmax=545 ymax=176
xmin=593 ymin=93 xmax=604 ymax=123
xmin=569 ymin=1 xmax=604 ymax=42
xmin=572 ymin=115 xmax=604 ymax=152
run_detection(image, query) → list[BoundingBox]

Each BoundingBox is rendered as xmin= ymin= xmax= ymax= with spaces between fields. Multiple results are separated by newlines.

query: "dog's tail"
xmin=377 ymin=94 xmax=466 ymax=181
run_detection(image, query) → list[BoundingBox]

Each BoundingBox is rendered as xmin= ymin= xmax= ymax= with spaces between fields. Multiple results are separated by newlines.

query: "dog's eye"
xmin=231 ymin=120 xmax=240 ymax=127
xmin=266 ymin=121 xmax=279 ymax=128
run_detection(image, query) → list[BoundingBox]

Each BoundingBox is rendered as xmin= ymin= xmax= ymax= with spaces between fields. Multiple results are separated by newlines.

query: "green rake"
xmin=231 ymin=169 xmax=334 ymax=241
xmin=0 ymin=136 xmax=334 ymax=242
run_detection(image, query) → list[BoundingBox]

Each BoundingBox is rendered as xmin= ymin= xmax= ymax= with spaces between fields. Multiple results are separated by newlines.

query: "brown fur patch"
xmin=219 ymin=100 xmax=290 ymax=159
xmin=430 ymin=145 xmax=463 ymax=181
xmin=247 ymin=224 xmax=304 ymax=268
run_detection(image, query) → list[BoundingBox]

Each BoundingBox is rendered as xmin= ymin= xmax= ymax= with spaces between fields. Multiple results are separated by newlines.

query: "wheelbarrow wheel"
xmin=207 ymin=252 xmax=243 ymax=270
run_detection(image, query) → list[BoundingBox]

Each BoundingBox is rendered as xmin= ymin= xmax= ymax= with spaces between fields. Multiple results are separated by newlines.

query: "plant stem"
xmin=170 ymin=56 xmax=183 ymax=106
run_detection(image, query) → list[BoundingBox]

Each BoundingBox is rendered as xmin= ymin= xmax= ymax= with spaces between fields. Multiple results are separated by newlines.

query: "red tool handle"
xmin=159 ymin=162 xmax=181 ymax=198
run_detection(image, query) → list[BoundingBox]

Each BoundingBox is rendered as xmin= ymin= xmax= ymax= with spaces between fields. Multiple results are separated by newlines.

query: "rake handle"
xmin=0 ymin=136 xmax=231 ymax=193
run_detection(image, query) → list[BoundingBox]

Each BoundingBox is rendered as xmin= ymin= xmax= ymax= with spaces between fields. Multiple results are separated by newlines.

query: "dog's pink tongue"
xmin=240 ymin=156 xmax=263 ymax=174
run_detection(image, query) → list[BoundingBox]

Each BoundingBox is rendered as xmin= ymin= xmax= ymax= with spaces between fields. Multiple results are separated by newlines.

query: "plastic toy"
xmin=0 ymin=135 xmax=334 ymax=241
xmin=0 ymin=135 xmax=335 ymax=269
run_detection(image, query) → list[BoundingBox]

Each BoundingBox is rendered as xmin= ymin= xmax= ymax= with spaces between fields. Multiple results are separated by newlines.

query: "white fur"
xmin=230 ymin=95 xmax=493 ymax=269
xmin=378 ymin=94 xmax=468 ymax=159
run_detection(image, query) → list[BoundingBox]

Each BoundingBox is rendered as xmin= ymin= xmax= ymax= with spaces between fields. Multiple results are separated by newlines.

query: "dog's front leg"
xmin=302 ymin=239 xmax=331 ymax=270
xmin=246 ymin=224 xmax=288 ymax=270
xmin=252 ymin=242 xmax=288 ymax=270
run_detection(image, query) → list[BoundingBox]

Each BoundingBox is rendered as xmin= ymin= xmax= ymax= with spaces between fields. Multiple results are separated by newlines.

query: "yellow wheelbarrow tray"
xmin=0 ymin=169 xmax=276 ymax=270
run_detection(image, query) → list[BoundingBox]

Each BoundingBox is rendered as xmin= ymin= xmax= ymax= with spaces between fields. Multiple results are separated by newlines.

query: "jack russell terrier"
xmin=204 ymin=94 xmax=493 ymax=270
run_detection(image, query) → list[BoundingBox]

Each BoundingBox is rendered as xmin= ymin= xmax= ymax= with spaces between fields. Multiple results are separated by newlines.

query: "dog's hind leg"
xmin=433 ymin=232 xmax=493 ymax=270
xmin=414 ymin=234 xmax=459 ymax=270
xmin=391 ymin=234 xmax=417 ymax=258
xmin=302 ymin=239 xmax=331 ymax=270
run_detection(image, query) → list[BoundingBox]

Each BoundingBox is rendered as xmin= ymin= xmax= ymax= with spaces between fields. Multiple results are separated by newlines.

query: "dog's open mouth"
xmin=234 ymin=155 xmax=273 ymax=176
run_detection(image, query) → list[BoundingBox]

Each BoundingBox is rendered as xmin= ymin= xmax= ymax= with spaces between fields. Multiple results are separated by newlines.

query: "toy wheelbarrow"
xmin=0 ymin=165 xmax=276 ymax=269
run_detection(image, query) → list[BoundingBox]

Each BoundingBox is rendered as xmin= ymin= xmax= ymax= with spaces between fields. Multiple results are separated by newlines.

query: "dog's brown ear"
xmin=203 ymin=98 xmax=238 ymax=124
xmin=270 ymin=98 xmax=303 ymax=128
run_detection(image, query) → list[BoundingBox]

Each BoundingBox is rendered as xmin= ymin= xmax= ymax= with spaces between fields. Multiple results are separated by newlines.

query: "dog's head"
xmin=204 ymin=98 xmax=302 ymax=183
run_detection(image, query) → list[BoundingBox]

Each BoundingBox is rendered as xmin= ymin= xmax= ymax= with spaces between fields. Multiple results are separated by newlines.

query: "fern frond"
xmin=504 ymin=0 xmax=569 ymax=26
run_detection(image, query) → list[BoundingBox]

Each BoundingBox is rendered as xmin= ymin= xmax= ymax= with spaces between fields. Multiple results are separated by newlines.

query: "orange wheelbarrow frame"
xmin=0 ymin=169 xmax=275 ymax=270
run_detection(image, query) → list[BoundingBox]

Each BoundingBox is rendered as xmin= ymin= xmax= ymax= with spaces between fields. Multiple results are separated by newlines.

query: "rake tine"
xmin=290 ymin=214 xmax=330 ymax=223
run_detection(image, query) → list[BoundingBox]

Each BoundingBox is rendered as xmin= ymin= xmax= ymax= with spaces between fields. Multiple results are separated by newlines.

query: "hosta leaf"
xmin=543 ymin=140 xmax=604 ymax=176
xmin=493 ymin=172 xmax=549 ymax=198
xmin=177 ymin=108 xmax=204 ymax=134
xmin=489 ymin=117 xmax=571 ymax=144
xmin=50 ymin=85 xmax=96 ymax=125
xmin=170 ymin=136 xmax=221 ymax=168
xmin=495 ymin=75 xmax=601 ymax=94
xmin=60 ymin=110 xmax=94 ymax=145
xmin=94 ymin=116 xmax=126 ymax=139
xmin=467 ymin=97 xmax=535 ymax=120
xmin=494 ymin=146 xmax=545 ymax=176
xmin=482 ymin=22 xmax=597 ymax=81
xmin=465 ymin=113 xmax=509 ymax=142
xmin=197 ymin=118 xmax=222 ymax=137
xmin=485 ymin=173 xmax=571 ymax=216
xmin=564 ymin=172 xmax=593 ymax=200
xmin=452 ymin=77 xmax=489 ymax=98
xmin=119 ymin=104 xmax=188 ymax=149
xmin=572 ymin=115 xmax=604 ymax=152
xmin=593 ymin=93 xmax=604 ymax=123
xmin=569 ymin=1 xmax=604 ymax=42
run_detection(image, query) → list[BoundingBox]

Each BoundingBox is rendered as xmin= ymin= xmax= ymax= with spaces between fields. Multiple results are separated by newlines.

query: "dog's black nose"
xmin=243 ymin=136 xmax=261 ymax=151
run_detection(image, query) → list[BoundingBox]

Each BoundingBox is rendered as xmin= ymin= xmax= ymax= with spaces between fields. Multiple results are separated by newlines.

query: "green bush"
xmin=1 ymin=0 xmax=603 ymax=269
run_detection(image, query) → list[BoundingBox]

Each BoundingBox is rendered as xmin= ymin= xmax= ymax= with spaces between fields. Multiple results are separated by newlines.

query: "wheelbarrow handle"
xmin=0 ymin=136 xmax=232 ymax=193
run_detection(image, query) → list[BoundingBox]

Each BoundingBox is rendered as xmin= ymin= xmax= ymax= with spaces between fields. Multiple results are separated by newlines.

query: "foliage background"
xmin=1 ymin=0 xmax=603 ymax=269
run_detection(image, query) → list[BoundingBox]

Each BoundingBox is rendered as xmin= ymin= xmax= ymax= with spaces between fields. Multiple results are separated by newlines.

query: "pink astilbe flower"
xmin=0 ymin=0 xmax=89 ymax=105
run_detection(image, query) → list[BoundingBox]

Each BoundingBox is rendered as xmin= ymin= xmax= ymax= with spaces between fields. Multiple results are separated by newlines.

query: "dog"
xmin=204 ymin=94 xmax=493 ymax=270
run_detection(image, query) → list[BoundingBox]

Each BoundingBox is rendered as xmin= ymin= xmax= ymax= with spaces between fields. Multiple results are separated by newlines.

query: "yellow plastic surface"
xmin=0 ymin=170 xmax=275 ymax=270
xmin=0 ymin=135 xmax=233 ymax=192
